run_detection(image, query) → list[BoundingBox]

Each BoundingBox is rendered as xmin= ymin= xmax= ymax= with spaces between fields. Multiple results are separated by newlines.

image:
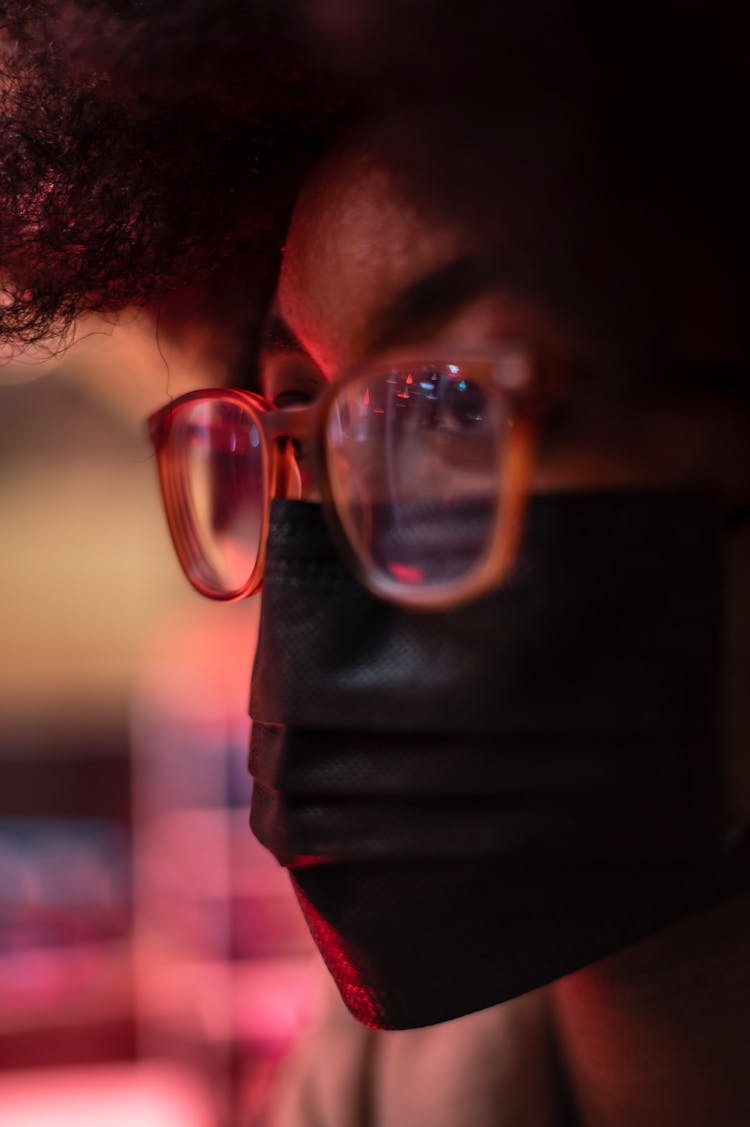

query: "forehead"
xmin=272 ymin=103 xmax=731 ymax=389
xmin=276 ymin=131 xmax=477 ymax=376
xmin=273 ymin=104 xmax=633 ymax=381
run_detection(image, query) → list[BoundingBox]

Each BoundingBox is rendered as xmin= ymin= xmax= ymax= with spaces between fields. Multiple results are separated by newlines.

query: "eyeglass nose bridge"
xmin=260 ymin=402 xmax=314 ymax=443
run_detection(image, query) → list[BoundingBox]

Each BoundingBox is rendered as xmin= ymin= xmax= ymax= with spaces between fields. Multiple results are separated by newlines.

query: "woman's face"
xmin=258 ymin=110 xmax=750 ymax=818
xmin=241 ymin=108 xmax=750 ymax=1039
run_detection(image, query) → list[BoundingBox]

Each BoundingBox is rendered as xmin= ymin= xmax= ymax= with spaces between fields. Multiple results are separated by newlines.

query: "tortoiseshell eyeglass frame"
xmin=147 ymin=350 xmax=541 ymax=611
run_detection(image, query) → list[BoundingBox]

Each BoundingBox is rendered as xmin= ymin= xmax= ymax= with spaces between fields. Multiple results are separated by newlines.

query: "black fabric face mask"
xmin=248 ymin=492 xmax=750 ymax=1030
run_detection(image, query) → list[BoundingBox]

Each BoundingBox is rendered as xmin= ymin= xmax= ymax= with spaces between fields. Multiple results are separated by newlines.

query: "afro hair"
xmin=1 ymin=1 xmax=749 ymax=357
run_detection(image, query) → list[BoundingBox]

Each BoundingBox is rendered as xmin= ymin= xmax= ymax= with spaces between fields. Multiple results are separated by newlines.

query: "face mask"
xmin=248 ymin=492 xmax=750 ymax=1030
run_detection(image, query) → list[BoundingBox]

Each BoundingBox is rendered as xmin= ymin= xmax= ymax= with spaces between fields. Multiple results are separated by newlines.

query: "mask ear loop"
xmin=722 ymin=501 xmax=750 ymax=868
xmin=725 ymin=503 xmax=750 ymax=531
xmin=725 ymin=822 xmax=750 ymax=854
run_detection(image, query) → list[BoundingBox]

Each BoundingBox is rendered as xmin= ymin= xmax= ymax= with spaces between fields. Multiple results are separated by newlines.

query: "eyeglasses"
xmin=147 ymin=351 xmax=539 ymax=610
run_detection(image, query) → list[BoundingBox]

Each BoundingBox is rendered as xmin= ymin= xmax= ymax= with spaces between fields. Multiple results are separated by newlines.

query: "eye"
xmin=261 ymin=354 xmax=325 ymax=409
xmin=273 ymin=388 xmax=314 ymax=409
xmin=444 ymin=376 xmax=486 ymax=428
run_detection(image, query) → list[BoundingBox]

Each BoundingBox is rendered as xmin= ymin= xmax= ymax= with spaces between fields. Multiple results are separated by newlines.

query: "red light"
xmin=293 ymin=883 xmax=383 ymax=1028
xmin=396 ymin=372 xmax=414 ymax=400
xmin=387 ymin=562 xmax=424 ymax=584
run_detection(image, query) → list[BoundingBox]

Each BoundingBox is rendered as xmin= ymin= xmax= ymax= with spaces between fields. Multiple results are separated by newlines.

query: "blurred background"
xmin=0 ymin=316 xmax=317 ymax=1126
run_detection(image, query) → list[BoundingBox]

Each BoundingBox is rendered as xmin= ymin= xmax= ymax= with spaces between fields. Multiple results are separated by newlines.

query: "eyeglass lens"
xmin=170 ymin=398 xmax=266 ymax=596
xmin=165 ymin=365 xmax=510 ymax=601
xmin=325 ymin=365 xmax=507 ymax=591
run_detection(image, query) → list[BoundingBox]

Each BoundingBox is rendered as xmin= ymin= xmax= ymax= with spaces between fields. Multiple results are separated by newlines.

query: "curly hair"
xmin=1 ymin=0 xmax=748 ymax=356
xmin=0 ymin=1 xmax=352 ymax=347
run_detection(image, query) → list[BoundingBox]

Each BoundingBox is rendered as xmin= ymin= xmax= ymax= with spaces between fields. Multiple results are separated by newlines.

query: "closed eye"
xmin=260 ymin=351 xmax=326 ymax=410
xmin=273 ymin=388 xmax=316 ymax=409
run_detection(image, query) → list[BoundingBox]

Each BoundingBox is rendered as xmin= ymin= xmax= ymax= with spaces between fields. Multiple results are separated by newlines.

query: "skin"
xmin=260 ymin=118 xmax=750 ymax=1125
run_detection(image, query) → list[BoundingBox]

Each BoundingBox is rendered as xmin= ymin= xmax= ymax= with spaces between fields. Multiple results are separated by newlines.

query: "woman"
xmin=2 ymin=3 xmax=749 ymax=1123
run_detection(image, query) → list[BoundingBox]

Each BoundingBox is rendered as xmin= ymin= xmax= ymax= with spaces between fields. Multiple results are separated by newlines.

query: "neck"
xmin=552 ymin=890 xmax=750 ymax=1127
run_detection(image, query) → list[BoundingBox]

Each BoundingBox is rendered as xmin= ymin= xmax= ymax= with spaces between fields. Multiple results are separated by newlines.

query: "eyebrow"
xmin=363 ymin=254 xmax=511 ymax=354
xmin=259 ymin=253 xmax=513 ymax=367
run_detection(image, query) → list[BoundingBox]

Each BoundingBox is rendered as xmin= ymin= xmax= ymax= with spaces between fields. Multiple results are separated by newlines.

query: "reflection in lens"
xmin=326 ymin=365 xmax=507 ymax=592
xmin=170 ymin=398 xmax=264 ymax=596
